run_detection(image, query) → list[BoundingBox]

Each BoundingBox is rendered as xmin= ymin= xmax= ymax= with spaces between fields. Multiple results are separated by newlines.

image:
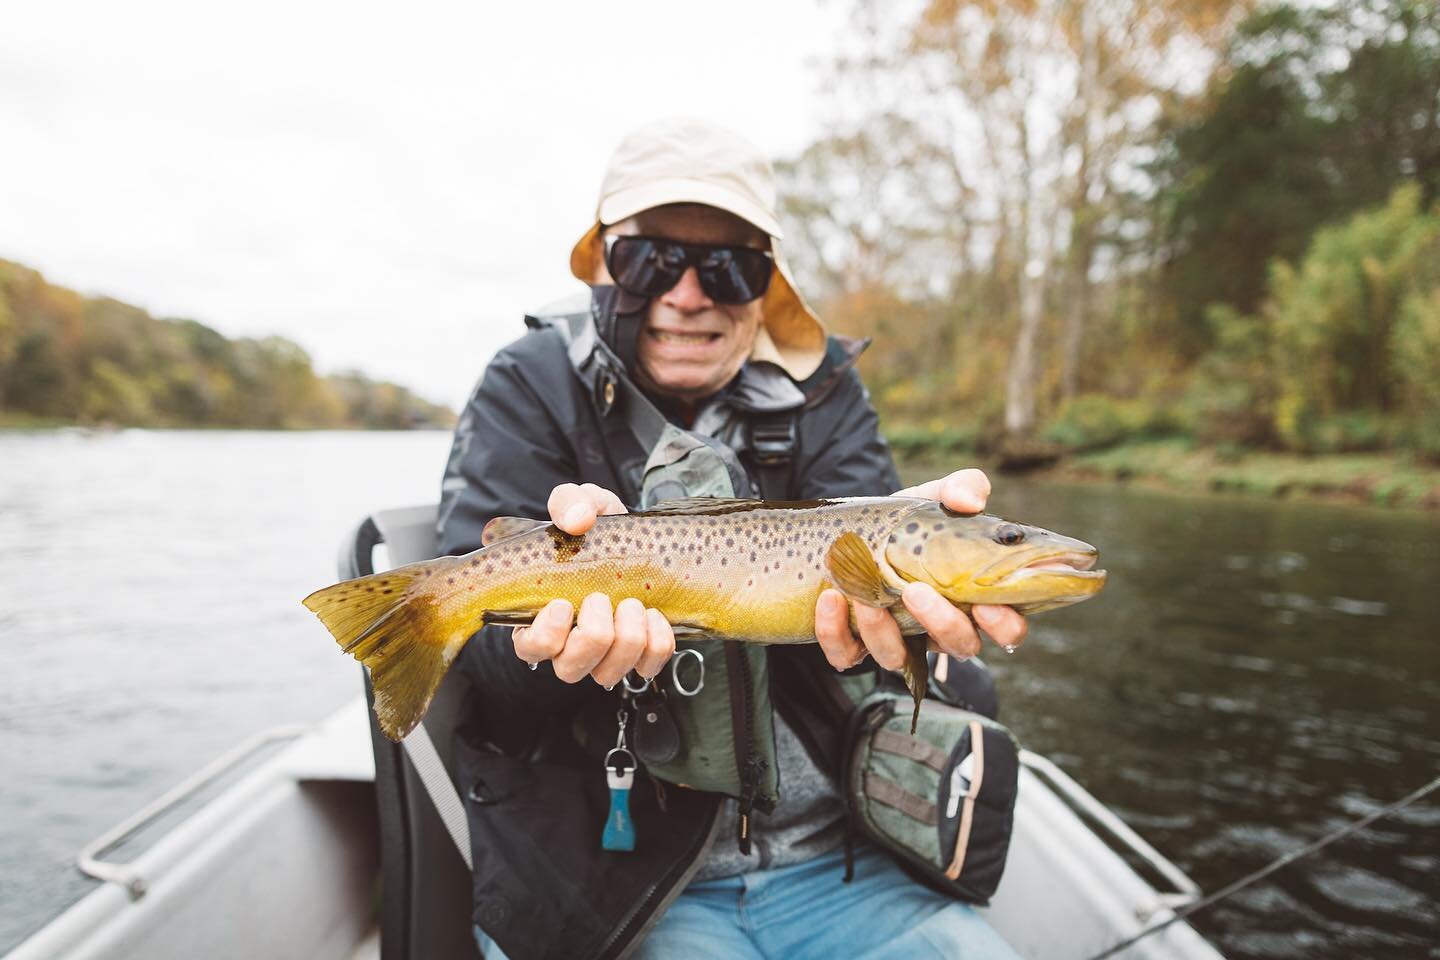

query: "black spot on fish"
xmin=912 ymin=545 xmax=923 ymax=555
xmin=906 ymin=523 xmax=919 ymax=533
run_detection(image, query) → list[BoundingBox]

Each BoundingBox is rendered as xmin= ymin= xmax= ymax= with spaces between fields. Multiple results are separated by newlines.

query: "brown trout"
xmin=303 ymin=496 xmax=1106 ymax=741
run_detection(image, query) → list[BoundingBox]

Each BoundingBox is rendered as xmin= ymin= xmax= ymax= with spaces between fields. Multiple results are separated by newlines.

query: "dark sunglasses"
xmin=603 ymin=234 xmax=774 ymax=305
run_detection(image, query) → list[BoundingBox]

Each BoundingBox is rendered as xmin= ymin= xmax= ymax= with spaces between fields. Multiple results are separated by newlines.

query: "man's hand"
xmin=511 ymin=483 xmax=677 ymax=686
xmin=813 ymin=468 xmax=1029 ymax=671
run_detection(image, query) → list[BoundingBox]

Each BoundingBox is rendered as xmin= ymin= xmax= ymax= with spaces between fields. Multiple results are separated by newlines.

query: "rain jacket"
xmin=437 ymin=288 xmax=900 ymax=960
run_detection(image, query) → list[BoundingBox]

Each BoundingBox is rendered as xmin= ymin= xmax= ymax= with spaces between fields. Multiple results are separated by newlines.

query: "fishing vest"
xmin=524 ymin=290 xmax=879 ymax=842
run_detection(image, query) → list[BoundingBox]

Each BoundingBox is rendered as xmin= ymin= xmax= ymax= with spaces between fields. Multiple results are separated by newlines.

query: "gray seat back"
xmin=342 ymin=505 xmax=479 ymax=960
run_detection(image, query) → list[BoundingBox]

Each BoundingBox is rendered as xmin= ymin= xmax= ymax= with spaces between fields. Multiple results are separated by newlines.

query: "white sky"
xmin=1 ymin=1 xmax=844 ymax=409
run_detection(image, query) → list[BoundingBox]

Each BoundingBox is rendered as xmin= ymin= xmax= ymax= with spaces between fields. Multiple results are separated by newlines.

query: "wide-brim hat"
xmin=569 ymin=117 xmax=826 ymax=381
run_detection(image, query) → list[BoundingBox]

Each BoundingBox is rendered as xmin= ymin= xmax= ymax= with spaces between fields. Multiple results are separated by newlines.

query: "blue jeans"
xmin=477 ymin=841 xmax=1020 ymax=959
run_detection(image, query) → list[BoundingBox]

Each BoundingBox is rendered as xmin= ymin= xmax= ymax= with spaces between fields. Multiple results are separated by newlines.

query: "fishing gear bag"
xmin=841 ymin=691 xmax=1021 ymax=905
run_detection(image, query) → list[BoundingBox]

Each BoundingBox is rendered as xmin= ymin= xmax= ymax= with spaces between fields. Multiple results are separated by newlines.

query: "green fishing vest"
xmin=527 ymin=299 xmax=879 ymax=821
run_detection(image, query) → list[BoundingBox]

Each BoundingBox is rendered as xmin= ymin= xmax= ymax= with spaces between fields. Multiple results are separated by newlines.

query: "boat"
xmin=4 ymin=505 xmax=1225 ymax=960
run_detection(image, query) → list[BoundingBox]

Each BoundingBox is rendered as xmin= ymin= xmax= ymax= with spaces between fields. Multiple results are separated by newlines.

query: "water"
xmin=0 ymin=429 xmax=453 ymax=952
xmin=1 ymin=433 xmax=1436 ymax=956
xmin=967 ymin=479 xmax=1440 ymax=958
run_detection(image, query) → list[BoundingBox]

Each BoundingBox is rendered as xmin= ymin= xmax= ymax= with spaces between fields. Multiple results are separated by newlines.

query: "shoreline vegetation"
xmin=0 ymin=259 xmax=455 ymax=431
xmin=899 ymin=437 xmax=1440 ymax=511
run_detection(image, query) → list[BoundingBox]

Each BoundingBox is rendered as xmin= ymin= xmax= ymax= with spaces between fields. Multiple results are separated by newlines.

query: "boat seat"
xmin=340 ymin=504 xmax=481 ymax=960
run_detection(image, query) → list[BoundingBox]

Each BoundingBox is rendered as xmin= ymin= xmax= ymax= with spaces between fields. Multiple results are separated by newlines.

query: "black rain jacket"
xmin=437 ymin=292 xmax=900 ymax=960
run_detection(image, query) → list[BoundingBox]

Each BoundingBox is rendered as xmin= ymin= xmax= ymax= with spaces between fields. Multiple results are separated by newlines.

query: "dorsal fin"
xmin=638 ymin=496 xmax=840 ymax=516
xmin=481 ymin=516 xmax=546 ymax=546
xmin=638 ymin=496 xmax=768 ymax=515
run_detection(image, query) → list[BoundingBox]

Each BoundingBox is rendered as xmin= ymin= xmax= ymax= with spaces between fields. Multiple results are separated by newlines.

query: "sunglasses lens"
xmin=605 ymin=236 xmax=773 ymax=304
xmin=605 ymin=237 xmax=685 ymax=298
xmin=697 ymin=247 xmax=773 ymax=304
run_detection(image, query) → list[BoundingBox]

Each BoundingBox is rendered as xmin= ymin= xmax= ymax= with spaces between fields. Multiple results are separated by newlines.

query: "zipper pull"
xmin=603 ymin=707 xmax=637 ymax=852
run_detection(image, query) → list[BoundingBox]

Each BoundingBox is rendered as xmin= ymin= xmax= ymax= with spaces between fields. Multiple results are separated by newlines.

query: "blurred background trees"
xmin=780 ymin=0 xmax=1440 ymax=461
xmin=0 ymin=260 xmax=453 ymax=429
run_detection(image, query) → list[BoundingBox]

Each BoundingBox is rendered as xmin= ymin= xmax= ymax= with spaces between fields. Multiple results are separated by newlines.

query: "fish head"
xmin=883 ymin=503 xmax=1106 ymax=614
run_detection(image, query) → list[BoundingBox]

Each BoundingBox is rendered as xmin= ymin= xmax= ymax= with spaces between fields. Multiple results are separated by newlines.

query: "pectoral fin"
xmin=824 ymin=532 xmax=898 ymax=607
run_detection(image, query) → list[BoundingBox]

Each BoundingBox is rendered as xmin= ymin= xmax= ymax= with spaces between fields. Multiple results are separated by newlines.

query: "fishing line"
xmin=1083 ymin=774 xmax=1440 ymax=960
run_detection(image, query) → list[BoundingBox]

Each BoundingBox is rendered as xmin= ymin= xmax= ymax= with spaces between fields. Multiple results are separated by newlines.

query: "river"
xmin=1 ymin=430 xmax=1436 ymax=957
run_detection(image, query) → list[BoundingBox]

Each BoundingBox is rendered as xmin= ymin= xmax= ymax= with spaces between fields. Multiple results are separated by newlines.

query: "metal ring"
xmin=670 ymin=648 xmax=705 ymax=697
xmin=621 ymin=670 xmax=652 ymax=695
xmin=605 ymin=747 xmax=635 ymax=771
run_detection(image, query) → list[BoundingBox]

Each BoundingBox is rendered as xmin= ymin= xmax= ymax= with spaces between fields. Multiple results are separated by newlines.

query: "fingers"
xmin=516 ymin=593 xmax=678 ymax=687
xmin=634 ymin=608 xmax=677 ymax=680
xmin=815 ymin=589 xmax=865 ymax=670
xmin=893 ymin=468 xmax=990 ymax=514
xmin=972 ymin=603 xmax=1028 ymax=651
xmin=590 ymin=598 xmax=649 ymax=689
xmin=854 ymin=602 xmax=907 ymax=671
xmin=548 ymin=483 xmax=628 ymax=534
xmin=902 ymin=582 xmax=982 ymax=659
xmin=512 ymin=599 xmax=573 ymax=665
xmin=551 ymin=593 xmax=615 ymax=682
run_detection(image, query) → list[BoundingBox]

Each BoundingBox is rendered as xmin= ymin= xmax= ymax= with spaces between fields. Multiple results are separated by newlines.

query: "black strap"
xmin=747 ymin=410 xmax=797 ymax=500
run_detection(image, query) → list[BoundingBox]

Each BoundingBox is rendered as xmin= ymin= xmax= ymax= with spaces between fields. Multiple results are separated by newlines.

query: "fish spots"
xmin=644 ymin=582 xmax=652 ymax=591
xmin=912 ymin=545 xmax=923 ymax=555
xmin=470 ymin=560 xmax=479 ymax=568
xmin=906 ymin=522 xmax=919 ymax=534
xmin=933 ymin=523 xmax=945 ymax=532
xmin=447 ymin=577 xmax=455 ymax=585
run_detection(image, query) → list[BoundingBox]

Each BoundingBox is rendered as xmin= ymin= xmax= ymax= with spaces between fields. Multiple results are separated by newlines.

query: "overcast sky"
xmin=2 ymin=1 xmax=843 ymax=409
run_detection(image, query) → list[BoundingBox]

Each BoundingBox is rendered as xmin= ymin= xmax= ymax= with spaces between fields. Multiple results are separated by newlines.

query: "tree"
xmin=1158 ymin=0 xmax=1440 ymax=349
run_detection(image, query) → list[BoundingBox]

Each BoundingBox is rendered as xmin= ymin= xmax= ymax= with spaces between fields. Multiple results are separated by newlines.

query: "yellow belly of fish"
xmin=438 ymin=555 xmax=827 ymax=643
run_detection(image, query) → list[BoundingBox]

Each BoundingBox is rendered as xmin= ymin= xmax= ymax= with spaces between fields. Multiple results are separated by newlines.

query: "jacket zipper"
xmin=597 ymin=796 xmax=722 ymax=959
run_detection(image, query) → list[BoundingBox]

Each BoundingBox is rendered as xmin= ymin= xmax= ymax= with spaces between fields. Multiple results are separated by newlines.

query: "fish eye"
xmin=994 ymin=524 xmax=1025 ymax=546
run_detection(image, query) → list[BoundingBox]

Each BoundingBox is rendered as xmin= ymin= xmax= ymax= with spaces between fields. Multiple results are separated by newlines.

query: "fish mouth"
xmin=994 ymin=552 xmax=1105 ymax=584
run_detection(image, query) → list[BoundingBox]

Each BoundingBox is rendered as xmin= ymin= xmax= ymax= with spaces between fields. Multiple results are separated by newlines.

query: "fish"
xmin=303 ymin=496 xmax=1106 ymax=741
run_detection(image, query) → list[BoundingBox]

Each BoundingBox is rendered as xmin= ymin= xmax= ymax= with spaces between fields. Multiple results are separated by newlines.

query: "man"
xmin=439 ymin=117 xmax=1026 ymax=959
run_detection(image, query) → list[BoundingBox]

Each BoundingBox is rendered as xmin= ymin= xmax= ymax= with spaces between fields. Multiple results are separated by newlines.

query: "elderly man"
xmin=439 ymin=117 xmax=1025 ymax=960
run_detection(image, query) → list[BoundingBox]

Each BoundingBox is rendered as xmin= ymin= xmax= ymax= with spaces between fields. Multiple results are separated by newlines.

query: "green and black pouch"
xmin=840 ymin=692 xmax=1021 ymax=905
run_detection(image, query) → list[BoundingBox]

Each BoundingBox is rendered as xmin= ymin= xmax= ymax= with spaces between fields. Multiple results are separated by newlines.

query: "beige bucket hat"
xmin=569 ymin=117 xmax=826 ymax=381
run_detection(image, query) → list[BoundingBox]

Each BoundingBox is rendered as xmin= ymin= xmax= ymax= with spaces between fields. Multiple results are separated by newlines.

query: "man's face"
xmin=603 ymin=204 xmax=768 ymax=403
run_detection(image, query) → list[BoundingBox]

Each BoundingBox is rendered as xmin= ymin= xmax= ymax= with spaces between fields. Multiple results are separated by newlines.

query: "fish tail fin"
xmin=900 ymin=633 xmax=929 ymax=735
xmin=303 ymin=557 xmax=470 ymax=742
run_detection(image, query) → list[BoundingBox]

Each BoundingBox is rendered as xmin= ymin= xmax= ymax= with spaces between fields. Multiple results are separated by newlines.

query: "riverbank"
xmin=1027 ymin=438 xmax=1440 ymax=510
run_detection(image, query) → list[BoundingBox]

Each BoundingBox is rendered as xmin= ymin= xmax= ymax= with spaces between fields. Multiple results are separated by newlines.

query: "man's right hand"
xmin=511 ymin=483 xmax=677 ymax=687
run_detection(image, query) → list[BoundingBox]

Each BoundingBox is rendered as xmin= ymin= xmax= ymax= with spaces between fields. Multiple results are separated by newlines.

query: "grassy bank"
xmin=1034 ymin=438 xmax=1440 ymax=510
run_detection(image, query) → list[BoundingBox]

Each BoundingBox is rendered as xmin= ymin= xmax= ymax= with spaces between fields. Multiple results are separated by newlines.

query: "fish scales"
xmin=440 ymin=498 xmax=915 ymax=642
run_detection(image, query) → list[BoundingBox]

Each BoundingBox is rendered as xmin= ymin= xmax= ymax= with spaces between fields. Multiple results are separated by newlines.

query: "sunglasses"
xmin=603 ymin=234 xmax=774 ymax=305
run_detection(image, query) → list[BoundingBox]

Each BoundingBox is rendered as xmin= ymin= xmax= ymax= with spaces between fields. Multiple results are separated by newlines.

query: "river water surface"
xmin=2 ymin=431 xmax=1436 ymax=957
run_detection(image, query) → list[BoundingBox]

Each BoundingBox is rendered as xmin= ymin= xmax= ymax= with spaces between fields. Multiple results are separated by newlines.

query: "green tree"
xmin=1159 ymin=0 xmax=1440 ymax=350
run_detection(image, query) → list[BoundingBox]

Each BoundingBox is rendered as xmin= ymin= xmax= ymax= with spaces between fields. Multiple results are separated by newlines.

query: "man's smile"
xmin=646 ymin=327 xmax=725 ymax=347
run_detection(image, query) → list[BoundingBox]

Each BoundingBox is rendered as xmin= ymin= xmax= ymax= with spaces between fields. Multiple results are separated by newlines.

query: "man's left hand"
xmin=813 ymin=468 xmax=1029 ymax=671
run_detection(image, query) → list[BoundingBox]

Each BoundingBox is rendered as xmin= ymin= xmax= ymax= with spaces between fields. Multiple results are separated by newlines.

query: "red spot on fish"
xmin=447 ymin=578 xmax=455 ymax=585
xmin=645 ymin=583 xmax=651 ymax=590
